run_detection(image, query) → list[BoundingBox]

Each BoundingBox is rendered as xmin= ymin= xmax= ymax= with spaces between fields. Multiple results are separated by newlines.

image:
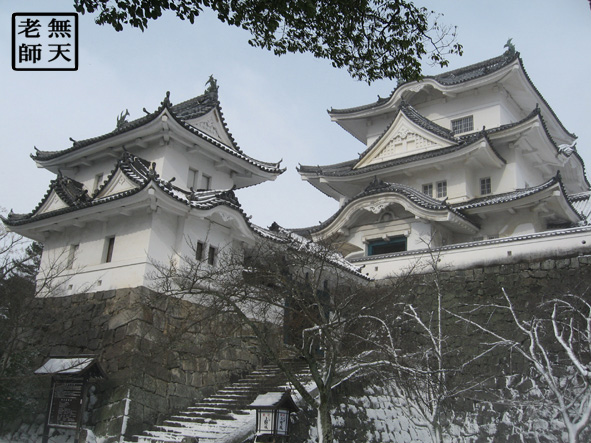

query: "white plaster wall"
xmin=417 ymin=87 xmax=502 ymax=134
xmin=160 ymin=141 xmax=234 ymax=191
xmin=354 ymin=228 xmax=591 ymax=279
xmin=37 ymin=212 xmax=153 ymax=296
xmin=37 ymin=204 xmax=243 ymax=296
xmin=514 ymin=148 xmax=546 ymax=188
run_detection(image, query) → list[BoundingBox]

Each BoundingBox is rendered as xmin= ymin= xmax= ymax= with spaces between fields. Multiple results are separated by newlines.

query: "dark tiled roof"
xmin=252 ymin=223 xmax=369 ymax=279
xmin=294 ymin=174 xmax=584 ymax=237
xmin=294 ymin=178 xmax=472 ymax=236
xmin=32 ymin=97 xmax=170 ymax=161
xmin=330 ymin=52 xmax=519 ymax=115
xmin=52 ymin=174 xmax=91 ymax=206
xmin=298 ymin=131 xmax=504 ymax=178
xmin=452 ymin=172 xmax=582 ymax=221
xmin=301 ymin=106 xmax=585 ymax=179
xmin=3 ymin=152 xmax=249 ymax=227
xmin=432 ymin=52 xmax=516 ymax=85
xmin=329 ymin=50 xmax=576 ymax=142
xmin=352 ymin=102 xmax=459 ymax=163
xmin=31 ymin=84 xmax=284 ymax=175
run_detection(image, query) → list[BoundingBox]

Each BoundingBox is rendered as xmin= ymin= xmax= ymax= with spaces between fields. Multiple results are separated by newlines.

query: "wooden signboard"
xmin=48 ymin=378 xmax=84 ymax=429
xmin=36 ymin=356 xmax=105 ymax=443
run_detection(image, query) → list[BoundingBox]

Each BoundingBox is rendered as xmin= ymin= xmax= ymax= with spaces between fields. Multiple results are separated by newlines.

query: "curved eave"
xmin=299 ymin=136 xmax=505 ymax=201
xmin=329 ymin=54 xmax=521 ymax=141
xmin=485 ymin=110 xmax=589 ymax=192
xmin=329 ymin=53 xmax=575 ymax=145
xmin=32 ymin=100 xmax=284 ymax=181
xmin=4 ymin=180 xmax=256 ymax=243
xmin=164 ymin=109 xmax=285 ymax=183
xmin=456 ymin=178 xmax=582 ymax=224
xmin=511 ymin=56 xmax=576 ymax=142
xmin=308 ymin=186 xmax=479 ymax=241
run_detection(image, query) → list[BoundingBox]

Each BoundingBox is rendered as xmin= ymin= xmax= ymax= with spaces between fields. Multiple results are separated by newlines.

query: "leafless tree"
xmin=149 ymin=225 xmax=416 ymax=443
xmin=361 ymin=251 xmax=495 ymax=443
xmin=452 ymin=289 xmax=591 ymax=443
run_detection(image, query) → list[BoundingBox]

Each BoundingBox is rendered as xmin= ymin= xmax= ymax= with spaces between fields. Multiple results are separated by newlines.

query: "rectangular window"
xmin=422 ymin=183 xmax=433 ymax=197
xmin=67 ymin=244 xmax=79 ymax=269
xmin=367 ymin=236 xmax=407 ymax=256
xmin=104 ymin=237 xmax=115 ymax=263
xmin=480 ymin=177 xmax=492 ymax=195
xmin=451 ymin=115 xmax=474 ymax=134
xmin=207 ymin=246 xmax=216 ymax=266
xmin=202 ymin=174 xmax=211 ymax=190
xmin=195 ymin=241 xmax=204 ymax=261
xmin=436 ymin=180 xmax=447 ymax=198
xmin=187 ymin=168 xmax=199 ymax=190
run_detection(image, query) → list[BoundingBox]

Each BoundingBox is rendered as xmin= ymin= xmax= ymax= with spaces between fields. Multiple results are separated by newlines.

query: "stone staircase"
xmin=134 ymin=362 xmax=311 ymax=443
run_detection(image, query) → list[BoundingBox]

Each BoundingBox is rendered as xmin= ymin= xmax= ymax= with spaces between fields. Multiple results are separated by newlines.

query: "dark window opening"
xmin=195 ymin=241 xmax=204 ymax=261
xmin=367 ymin=236 xmax=407 ymax=256
xmin=104 ymin=237 xmax=115 ymax=263
xmin=208 ymin=246 xmax=216 ymax=266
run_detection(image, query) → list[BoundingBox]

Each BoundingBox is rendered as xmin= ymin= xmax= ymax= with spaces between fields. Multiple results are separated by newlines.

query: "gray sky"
xmin=2 ymin=0 xmax=590 ymax=230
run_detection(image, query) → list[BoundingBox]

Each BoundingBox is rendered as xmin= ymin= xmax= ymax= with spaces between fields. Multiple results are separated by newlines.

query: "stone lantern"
xmin=250 ymin=390 xmax=298 ymax=442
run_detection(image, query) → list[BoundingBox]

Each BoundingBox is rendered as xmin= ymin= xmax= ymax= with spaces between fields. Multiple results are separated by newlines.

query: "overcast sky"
xmin=2 ymin=0 xmax=590 ymax=230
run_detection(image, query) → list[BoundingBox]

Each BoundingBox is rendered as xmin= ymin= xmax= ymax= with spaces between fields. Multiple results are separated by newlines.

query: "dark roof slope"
xmin=329 ymin=52 xmax=518 ymax=115
xmin=352 ymin=102 xmax=458 ymax=163
xmin=298 ymin=129 xmax=504 ymax=178
xmin=329 ymin=50 xmax=575 ymax=140
xmin=253 ymin=223 xmax=369 ymax=279
xmin=3 ymin=152 xmax=249 ymax=227
xmin=30 ymin=82 xmax=284 ymax=176
xmin=294 ymin=178 xmax=473 ymax=236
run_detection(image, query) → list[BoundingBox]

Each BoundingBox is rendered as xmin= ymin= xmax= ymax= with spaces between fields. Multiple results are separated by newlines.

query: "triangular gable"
xmin=184 ymin=107 xmax=235 ymax=149
xmin=95 ymin=168 xmax=140 ymax=199
xmin=34 ymin=189 xmax=70 ymax=216
xmin=354 ymin=111 xmax=455 ymax=169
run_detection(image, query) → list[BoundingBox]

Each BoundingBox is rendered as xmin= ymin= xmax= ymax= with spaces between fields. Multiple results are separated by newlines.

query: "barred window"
xmin=451 ymin=115 xmax=474 ymax=134
xmin=436 ymin=180 xmax=447 ymax=198
xmin=422 ymin=183 xmax=433 ymax=197
xmin=480 ymin=177 xmax=492 ymax=195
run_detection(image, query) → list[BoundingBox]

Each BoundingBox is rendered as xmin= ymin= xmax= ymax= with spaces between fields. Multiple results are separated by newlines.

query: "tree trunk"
xmin=317 ymin=391 xmax=334 ymax=443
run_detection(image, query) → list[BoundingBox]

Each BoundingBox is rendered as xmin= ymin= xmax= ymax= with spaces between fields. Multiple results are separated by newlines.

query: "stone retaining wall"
xmin=1 ymin=287 xmax=261 ymax=441
xmin=3 ymin=253 xmax=591 ymax=441
xmin=290 ymin=253 xmax=591 ymax=441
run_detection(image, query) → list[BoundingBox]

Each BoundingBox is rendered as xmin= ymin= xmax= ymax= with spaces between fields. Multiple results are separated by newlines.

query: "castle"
xmin=3 ymin=49 xmax=591 ymax=441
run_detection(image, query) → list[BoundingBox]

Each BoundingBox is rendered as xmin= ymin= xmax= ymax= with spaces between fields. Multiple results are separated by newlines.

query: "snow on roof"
xmin=34 ymin=356 xmax=96 ymax=375
xmin=250 ymin=391 xmax=298 ymax=412
xmin=250 ymin=392 xmax=286 ymax=407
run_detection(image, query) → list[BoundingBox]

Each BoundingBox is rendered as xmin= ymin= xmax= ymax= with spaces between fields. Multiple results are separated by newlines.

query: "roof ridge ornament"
xmin=161 ymin=91 xmax=171 ymax=107
xmin=205 ymin=75 xmax=219 ymax=95
xmin=504 ymin=38 xmax=516 ymax=58
xmin=116 ymin=109 xmax=130 ymax=129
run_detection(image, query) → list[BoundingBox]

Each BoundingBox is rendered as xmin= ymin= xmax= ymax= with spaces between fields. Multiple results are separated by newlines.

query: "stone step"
xmin=134 ymin=361 xmax=311 ymax=443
